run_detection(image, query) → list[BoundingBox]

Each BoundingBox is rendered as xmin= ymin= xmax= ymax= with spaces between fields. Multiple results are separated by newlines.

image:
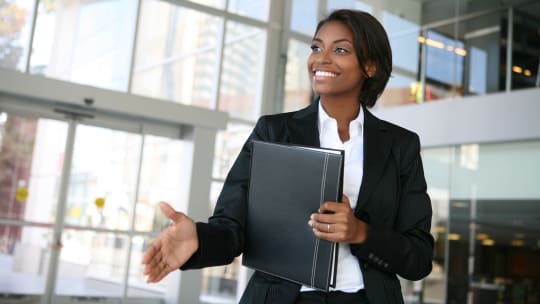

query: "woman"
xmin=143 ymin=9 xmax=434 ymax=304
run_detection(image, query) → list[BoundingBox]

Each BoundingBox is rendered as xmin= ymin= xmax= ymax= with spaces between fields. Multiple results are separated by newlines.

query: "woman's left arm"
xmin=350 ymin=132 xmax=434 ymax=281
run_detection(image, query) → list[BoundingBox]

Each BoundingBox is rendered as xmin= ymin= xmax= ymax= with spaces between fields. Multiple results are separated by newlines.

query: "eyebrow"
xmin=312 ymin=37 xmax=353 ymax=44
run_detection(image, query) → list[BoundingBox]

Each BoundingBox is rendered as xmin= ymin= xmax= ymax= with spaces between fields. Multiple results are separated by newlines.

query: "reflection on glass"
xmin=283 ymin=39 xmax=312 ymax=112
xmin=210 ymin=181 xmax=224 ymax=211
xmin=424 ymin=29 xmax=465 ymax=101
xmin=188 ymin=0 xmax=226 ymax=9
xmin=422 ymin=141 xmax=540 ymax=303
xmin=228 ymin=0 xmax=269 ymax=21
xmin=290 ymin=0 xmax=318 ymax=35
xmin=218 ymin=21 xmax=266 ymax=120
xmin=212 ymin=123 xmax=253 ymax=180
xmin=0 ymin=225 xmax=50 ymax=294
xmin=0 ymin=0 xmax=35 ymax=71
xmin=65 ymin=125 xmax=141 ymax=230
xmin=378 ymin=11 xmax=421 ymax=107
xmin=132 ymin=1 xmax=222 ymax=108
xmin=383 ymin=12 xmax=420 ymax=74
xmin=327 ymin=0 xmax=372 ymax=13
xmin=127 ymin=235 xmax=167 ymax=298
xmin=508 ymin=3 xmax=540 ymax=91
xmin=135 ymin=135 xmax=193 ymax=233
xmin=55 ymin=230 xmax=128 ymax=297
xmin=201 ymin=258 xmax=240 ymax=302
xmin=29 ymin=0 xmax=137 ymax=91
xmin=421 ymin=147 xmax=452 ymax=304
xmin=0 ymin=114 xmax=67 ymax=222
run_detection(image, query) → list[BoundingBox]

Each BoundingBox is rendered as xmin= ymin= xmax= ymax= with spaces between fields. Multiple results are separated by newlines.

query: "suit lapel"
xmin=356 ymin=107 xmax=392 ymax=211
xmin=285 ymin=102 xmax=391 ymax=211
xmin=287 ymin=101 xmax=320 ymax=147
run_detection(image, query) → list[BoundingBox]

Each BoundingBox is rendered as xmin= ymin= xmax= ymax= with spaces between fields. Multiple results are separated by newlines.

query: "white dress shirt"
xmin=301 ymin=102 xmax=365 ymax=292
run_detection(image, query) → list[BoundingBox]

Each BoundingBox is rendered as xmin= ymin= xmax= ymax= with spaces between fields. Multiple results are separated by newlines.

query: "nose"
xmin=315 ymin=49 xmax=332 ymax=64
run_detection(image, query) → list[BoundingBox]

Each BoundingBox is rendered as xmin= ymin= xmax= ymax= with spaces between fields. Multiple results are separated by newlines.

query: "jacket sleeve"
xmin=350 ymin=132 xmax=434 ymax=281
xmin=181 ymin=116 xmax=271 ymax=269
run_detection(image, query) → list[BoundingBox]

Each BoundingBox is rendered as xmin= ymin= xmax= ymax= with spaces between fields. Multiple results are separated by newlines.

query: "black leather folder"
xmin=243 ymin=140 xmax=344 ymax=291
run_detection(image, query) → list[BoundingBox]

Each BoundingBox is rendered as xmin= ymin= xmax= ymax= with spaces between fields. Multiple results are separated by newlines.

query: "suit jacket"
xmin=182 ymin=100 xmax=434 ymax=304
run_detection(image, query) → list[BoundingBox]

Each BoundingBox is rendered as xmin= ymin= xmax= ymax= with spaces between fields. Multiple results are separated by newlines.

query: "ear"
xmin=365 ymin=61 xmax=377 ymax=78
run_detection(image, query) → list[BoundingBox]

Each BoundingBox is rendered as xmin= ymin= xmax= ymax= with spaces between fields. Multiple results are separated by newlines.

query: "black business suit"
xmin=182 ymin=100 xmax=434 ymax=304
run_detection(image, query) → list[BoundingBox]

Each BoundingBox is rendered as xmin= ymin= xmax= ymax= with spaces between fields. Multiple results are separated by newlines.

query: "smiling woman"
xmin=142 ymin=9 xmax=433 ymax=304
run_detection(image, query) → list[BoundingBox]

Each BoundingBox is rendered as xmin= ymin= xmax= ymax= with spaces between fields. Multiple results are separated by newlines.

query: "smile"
xmin=313 ymin=70 xmax=337 ymax=78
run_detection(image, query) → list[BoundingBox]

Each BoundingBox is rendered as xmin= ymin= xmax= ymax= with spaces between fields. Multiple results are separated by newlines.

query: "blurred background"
xmin=0 ymin=0 xmax=539 ymax=303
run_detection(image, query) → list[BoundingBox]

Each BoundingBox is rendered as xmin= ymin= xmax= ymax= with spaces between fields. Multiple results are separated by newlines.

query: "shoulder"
xmin=366 ymin=108 xmax=419 ymax=140
xmin=366 ymin=110 xmax=421 ymax=153
xmin=380 ymin=119 xmax=420 ymax=144
xmin=254 ymin=104 xmax=314 ymax=135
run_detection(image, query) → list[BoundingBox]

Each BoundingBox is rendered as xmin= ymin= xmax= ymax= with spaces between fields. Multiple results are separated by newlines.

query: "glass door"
xmin=0 ymin=104 xmax=194 ymax=304
xmin=0 ymin=112 xmax=68 ymax=296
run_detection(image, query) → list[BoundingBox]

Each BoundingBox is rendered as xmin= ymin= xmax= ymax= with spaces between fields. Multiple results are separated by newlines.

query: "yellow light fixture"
xmin=512 ymin=66 xmax=523 ymax=74
xmin=448 ymin=233 xmax=461 ymax=241
xmin=510 ymin=239 xmax=524 ymax=247
xmin=476 ymin=233 xmax=489 ymax=240
xmin=454 ymin=48 xmax=467 ymax=56
xmin=482 ymin=239 xmax=495 ymax=246
xmin=524 ymin=69 xmax=532 ymax=77
xmin=426 ymin=38 xmax=444 ymax=49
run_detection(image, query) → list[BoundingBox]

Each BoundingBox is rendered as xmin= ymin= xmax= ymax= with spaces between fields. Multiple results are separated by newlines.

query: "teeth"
xmin=315 ymin=71 xmax=337 ymax=78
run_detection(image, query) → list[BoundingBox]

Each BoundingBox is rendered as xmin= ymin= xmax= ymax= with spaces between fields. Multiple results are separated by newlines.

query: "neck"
xmin=320 ymin=96 xmax=360 ymax=125
xmin=320 ymin=96 xmax=361 ymax=142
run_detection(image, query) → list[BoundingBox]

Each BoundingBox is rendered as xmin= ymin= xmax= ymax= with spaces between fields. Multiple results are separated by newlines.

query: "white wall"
xmin=374 ymin=88 xmax=540 ymax=148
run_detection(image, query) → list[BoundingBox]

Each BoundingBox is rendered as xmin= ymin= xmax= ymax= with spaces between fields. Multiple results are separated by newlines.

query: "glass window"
xmin=383 ymin=12 xmax=420 ymax=74
xmin=420 ymin=147 xmax=452 ymax=304
xmin=327 ymin=0 xmax=372 ymax=13
xmin=457 ymin=11 xmax=501 ymax=97
xmin=55 ymin=230 xmax=128 ymax=297
xmin=421 ymin=140 xmax=540 ymax=304
xmin=135 ymin=134 xmax=194 ymax=233
xmin=508 ymin=3 xmax=540 ymax=91
xmin=0 ymin=225 xmax=50 ymax=294
xmin=201 ymin=259 xmax=240 ymax=302
xmin=377 ymin=11 xmax=421 ymax=108
xmin=218 ymin=21 xmax=266 ymax=121
xmin=283 ymin=39 xmax=312 ymax=112
xmin=127 ymin=235 xmax=168 ymax=298
xmin=0 ymin=0 xmax=36 ymax=72
xmin=290 ymin=0 xmax=319 ymax=35
xmin=212 ymin=123 xmax=253 ymax=180
xmin=65 ymin=125 xmax=142 ymax=230
xmin=0 ymin=113 xmax=68 ymax=223
xmin=228 ymin=0 xmax=270 ymax=21
xmin=423 ymin=28 xmax=465 ymax=101
xmin=29 ymin=0 xmax=137 ymax=91
xmin=132 ymin=1 xmax=222 ymax=108
xmin=188 ymin=0 xmax=226 ymax=10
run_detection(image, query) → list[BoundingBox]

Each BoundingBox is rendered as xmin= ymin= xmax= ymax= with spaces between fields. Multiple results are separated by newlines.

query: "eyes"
xmin=310 ymin=44 xmax=350 ymax=54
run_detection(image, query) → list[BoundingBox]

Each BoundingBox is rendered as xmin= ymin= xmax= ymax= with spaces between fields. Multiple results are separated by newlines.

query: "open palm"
xmin=142 ymin=202 xmax=199 ymax=283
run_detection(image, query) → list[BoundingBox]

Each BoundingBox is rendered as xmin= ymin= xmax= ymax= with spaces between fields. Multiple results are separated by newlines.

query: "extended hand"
xmin=142 ymin=202 xmax=199 ymax=283
xmin=308 ymin=195 xmax=368 ymax=243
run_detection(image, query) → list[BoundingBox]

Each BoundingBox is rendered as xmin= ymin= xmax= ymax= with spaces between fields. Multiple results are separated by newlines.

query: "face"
xmin=307 ymin=21 xmax=365 ymax=99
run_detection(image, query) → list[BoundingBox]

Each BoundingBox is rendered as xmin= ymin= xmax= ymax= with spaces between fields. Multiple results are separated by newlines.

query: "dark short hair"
xmin=314 ymin=9 xmax=392 ymax=108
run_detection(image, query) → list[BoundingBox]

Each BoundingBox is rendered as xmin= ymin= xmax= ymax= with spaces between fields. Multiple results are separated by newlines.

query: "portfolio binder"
xmin=243 ymin=140 xmax=344 ymax=291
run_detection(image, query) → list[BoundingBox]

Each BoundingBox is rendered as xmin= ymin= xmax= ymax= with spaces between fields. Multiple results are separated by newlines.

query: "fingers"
xmin=159 ymin=201 xmax=186 ymax=223
xmin=142 ymin=241 xmax=159 ymax=265
xmin=149 ymin=263 xmax=173 ymax=283
xmin=146 ymin=260 xmax=173 ymax=283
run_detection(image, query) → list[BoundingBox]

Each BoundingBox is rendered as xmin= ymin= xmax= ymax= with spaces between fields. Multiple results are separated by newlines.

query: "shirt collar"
xmin=318 ymin=101 xmax=364 ymax=138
